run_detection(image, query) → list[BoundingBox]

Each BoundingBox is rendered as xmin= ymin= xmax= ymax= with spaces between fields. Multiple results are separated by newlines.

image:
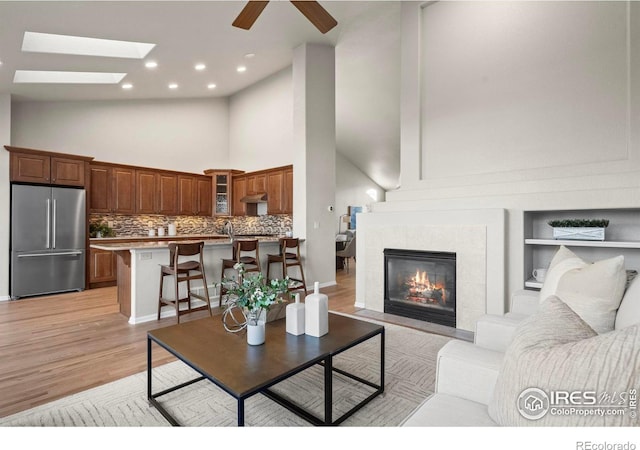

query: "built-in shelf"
xmin=523 ymin=208 xmax=640 ymax=291
xmin=525 ymin=239 xmax=640 ymax=249
xmin=524 ymin=278 xmax=543 ymax=289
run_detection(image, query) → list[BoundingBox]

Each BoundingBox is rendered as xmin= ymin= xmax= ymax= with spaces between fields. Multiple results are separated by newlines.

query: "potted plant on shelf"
xmin=547 ymin=219 xmax=609 ymax=241
xmin=222 ymin=263 xmax=291 ymax=345
xmin=89 ymin=220 xmax=116 ymax=238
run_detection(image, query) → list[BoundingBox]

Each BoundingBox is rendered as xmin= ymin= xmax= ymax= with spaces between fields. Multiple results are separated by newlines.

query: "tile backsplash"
xmin=90 ymin=214 xmax=293 ymax=237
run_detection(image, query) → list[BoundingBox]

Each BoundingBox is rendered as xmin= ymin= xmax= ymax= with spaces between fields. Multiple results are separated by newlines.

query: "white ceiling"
xmin=0 ymin=1 xmax=400 ymax=190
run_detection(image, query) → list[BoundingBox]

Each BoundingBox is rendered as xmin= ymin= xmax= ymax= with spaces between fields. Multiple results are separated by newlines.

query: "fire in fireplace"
xmin=384 ymin=248 xmax=456 ymax=327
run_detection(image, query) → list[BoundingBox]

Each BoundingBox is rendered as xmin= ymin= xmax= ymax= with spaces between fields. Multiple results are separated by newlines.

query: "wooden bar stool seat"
xmin=220 ymin=239 xmax=261 ymax=303
xmin=266 ymin=238 xmax=307 ymax=294
xmin=158 ymin=241 xmax=212 ymax=323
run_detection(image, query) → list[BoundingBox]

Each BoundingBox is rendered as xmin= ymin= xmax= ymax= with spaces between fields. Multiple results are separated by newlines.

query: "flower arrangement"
xmin=223 ymin=263 xmax=291 ymax=325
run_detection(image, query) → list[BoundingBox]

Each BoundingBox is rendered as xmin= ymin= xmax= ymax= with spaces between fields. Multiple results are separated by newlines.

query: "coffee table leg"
xmin=147 ymin=337 xmax=152 ymax=400
xmin=324 ymin=355 xmax=333 ymax=424
xmin=238 ymin=398 xmax=245 ymax=426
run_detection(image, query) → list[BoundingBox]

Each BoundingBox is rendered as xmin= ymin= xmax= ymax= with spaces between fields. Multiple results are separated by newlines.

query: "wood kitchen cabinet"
xmin=157 ymin=172 xmax=178 ymax=215
xmin=136 ymin=169 xmax=157 ymax=214
xmin=246 ymin=173 xmax=266 ymax=195
xmin=137 ymin=170 xmax=178 ymax=215
xmin=267 ymin=169 xmax=285 ymax=214
xmin=283 ymin=166 xmax=293 ymax=214
xmin=266 ymin=165 xmax=293 ymax=214
xmin=195 ymin=175 xmax=212 ymax=216
xmin=178 ymin=175 xmax=212 ymax=216
xmin=178 ymin=175 xmax=196 ymax=215
xmin=232 ymin=175 xmax=247 ymax=216
xmin=89 ymin=247 xmax=117 ymax=287
xmin=7 ymin=146 xmax=91 ymax=187
xmin=204 ymin=169 xmax=244 ymax=216
xmin=90 ymin=163 xmax=136 ymax=214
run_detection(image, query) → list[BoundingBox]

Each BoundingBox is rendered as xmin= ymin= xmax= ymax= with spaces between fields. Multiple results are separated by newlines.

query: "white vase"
xmin=247 ymin=322 xmax=265 ymax=345
xmin=246 ymin=310 xmax=265 ymax=345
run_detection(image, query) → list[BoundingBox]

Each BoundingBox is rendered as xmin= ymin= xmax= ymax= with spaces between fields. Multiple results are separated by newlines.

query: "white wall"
xmin=377 ymin=1 xmax=640 ymax=301
xmin=11 ymin=98 xmax=229 ymax=172
xmin=228 ymin=67 xmax=293 ymax=172
xmin=335 ymin=151 xmax=385 ymax=233
xmin=0 ymin=95 xmax=11 ymax=299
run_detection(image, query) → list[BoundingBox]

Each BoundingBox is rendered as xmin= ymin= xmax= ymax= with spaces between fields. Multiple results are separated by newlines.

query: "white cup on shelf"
xmin=532 ymin=268 xmax=547 ymax=282
xmin=148 ymin=229 xmax=155 ymax=237
xmin=158 ymin=227 xmax=165 ymax=237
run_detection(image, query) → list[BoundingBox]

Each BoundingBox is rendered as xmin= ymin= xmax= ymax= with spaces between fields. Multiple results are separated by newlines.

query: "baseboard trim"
xmin=0 ymin=295 xmax=10 ymax=302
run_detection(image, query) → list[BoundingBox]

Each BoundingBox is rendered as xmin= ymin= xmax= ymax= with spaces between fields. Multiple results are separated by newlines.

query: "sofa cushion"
xmin=539 ymin=245 xmax=626 ymax=333
xmin=402 ymin=393 xmax=497 ymax=427
xmin=488 ymin=296 xmax=640 ymax=426
xmin=616 ymin=276 xmax=640 ymax=330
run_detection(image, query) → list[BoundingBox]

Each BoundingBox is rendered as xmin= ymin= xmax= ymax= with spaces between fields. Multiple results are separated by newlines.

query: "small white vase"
xmin=247 ymin=322 xmax=265 ymax=345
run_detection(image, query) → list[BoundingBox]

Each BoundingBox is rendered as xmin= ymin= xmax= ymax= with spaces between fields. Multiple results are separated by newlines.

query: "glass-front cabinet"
xmin=204 ymin=169 xmax=244 ymax=216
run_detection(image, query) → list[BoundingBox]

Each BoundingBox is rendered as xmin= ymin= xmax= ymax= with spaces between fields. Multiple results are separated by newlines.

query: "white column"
xmin=0 ymin=95 xmax=11 ymax=300
xmin=292 ymin=43 xmax=336 ymax=288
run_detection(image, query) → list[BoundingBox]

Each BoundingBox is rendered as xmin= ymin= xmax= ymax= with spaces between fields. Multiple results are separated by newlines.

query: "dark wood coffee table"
xmin=147 ymin=313 xmax=385 ymax=426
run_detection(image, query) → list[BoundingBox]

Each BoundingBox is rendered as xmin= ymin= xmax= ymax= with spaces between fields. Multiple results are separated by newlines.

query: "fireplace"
xmin=384 ymin=249 xmax=456 ymax=327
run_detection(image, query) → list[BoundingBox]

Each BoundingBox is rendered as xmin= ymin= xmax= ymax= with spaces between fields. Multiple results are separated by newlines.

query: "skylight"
xmin=14 ymin=70 xmax=126 ymax=84
xmin=22 ymin=32 xmax=155 ymax=59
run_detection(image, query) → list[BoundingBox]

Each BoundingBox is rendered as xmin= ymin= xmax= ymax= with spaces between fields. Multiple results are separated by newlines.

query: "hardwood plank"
xmin=0 ymin=266 xmax=359 ymax=418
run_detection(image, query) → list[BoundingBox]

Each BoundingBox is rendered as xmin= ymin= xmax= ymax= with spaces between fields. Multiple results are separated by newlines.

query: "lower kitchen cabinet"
xmin=89 ymin=248 xmax=117 ymax=287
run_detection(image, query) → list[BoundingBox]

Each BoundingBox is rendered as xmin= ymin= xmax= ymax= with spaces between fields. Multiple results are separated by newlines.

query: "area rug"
xmin=0 ymin=318 xmax=452 ymax=427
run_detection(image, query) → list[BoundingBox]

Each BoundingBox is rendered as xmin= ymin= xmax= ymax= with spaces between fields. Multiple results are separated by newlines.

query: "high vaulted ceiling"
xmin=0 ymin=1 xmax=400 ymax=191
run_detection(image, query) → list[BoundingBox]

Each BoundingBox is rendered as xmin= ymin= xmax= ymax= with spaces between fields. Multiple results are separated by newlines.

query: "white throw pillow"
xmin=538 ymin=246 xmax=626 ymax=333
xmin=488 ymin=296 xmax=640 ymax=426
xmin=615 ymin=276 xmax=640 ymax=330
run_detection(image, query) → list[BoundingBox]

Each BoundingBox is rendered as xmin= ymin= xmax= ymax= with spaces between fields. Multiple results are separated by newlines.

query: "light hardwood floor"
xmin=0 ymin=264 xmax=360 ymax=418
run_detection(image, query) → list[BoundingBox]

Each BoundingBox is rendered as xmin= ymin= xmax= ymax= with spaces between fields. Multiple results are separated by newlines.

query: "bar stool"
xmin=220 ymin=239 xmax=261 ymax=303
xmin=157 ymin=241 xmax=212 ymax=323
xmin=266 ymin=238 xmax=307 ymax=294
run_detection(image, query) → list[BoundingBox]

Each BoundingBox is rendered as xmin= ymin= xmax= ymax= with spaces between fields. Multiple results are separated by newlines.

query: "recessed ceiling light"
xmin=121 ymin=83 xmax=133 ymax=90
xmin=14 ymin=70 xmax=126 ymax=84
xmin=145 ymin=61 xmax=158 ymax=69
xmin=207 ymin=83 xmax=217 ymax=89
xmin=244 ymin=53 xmax=255 ymax=59
xmin=195 ymin=63 xmax=206 ymax=71
xmin=237 ymin=66 xmax=247 ymax=73
xmin=168 ymin=83 xmax=178 ymax=89
xmin=22 ymin=31 xmax=155 ymax=59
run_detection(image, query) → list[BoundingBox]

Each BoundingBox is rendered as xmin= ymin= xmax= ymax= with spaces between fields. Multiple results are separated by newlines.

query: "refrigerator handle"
xmin=46 ymin=199 xmax=51 ymax=249
xmin=52 ymin=199 xmax=57 ymax=249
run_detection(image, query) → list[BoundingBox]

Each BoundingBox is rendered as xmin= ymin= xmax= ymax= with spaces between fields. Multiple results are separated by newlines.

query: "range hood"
xmin=240 ymin=193 xmax=268 ymax=203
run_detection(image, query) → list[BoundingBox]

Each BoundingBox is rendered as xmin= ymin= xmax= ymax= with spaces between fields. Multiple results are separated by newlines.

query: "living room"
xmin=1 ymin=0 xmax=639 ymax=446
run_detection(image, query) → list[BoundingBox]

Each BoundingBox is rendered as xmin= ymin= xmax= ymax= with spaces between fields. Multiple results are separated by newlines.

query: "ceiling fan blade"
xmin=290 ymin=1 xmax=338 ymax=34
xmin=232 ymin=1 xmax=270 ymax=30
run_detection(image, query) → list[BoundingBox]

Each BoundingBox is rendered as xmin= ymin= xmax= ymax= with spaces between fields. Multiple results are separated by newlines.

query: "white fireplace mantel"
xmin=355 ymin=208 xmax=506 ymax=331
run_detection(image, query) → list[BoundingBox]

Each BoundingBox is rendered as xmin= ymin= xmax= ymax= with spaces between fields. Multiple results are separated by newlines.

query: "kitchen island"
xmin=91 ymin=236 xmax=285 ymax=324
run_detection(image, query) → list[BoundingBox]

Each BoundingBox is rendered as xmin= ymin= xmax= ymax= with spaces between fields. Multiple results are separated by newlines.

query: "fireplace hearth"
xmin=384 ymin=248 xmax=456 ymax=327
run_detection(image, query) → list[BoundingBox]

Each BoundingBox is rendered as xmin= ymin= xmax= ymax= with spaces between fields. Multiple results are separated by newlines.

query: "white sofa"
xmin=401 ymin=275 xmax=640 ymax=426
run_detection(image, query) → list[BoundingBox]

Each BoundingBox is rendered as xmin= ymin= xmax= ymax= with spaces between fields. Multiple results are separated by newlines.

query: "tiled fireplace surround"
xmin=356 ymin=209 xmax=507 ymax=331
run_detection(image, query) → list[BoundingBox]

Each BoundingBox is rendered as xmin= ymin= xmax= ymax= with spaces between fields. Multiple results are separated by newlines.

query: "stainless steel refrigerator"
xmin=11 ymin=184 xmax=86 ymax=299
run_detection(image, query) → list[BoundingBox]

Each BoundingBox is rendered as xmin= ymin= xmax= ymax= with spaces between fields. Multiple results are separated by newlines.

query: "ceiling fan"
xmin=232 ymin=1 xmax=338 ymax=34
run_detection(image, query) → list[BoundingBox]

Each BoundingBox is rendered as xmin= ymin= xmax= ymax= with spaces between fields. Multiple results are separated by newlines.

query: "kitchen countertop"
xmin=90 ymin=235 xmax=284 ymax=251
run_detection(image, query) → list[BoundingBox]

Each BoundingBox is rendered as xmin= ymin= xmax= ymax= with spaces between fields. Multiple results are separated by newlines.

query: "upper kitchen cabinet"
xmin=6 ymin=146 xmax=92 ymax=187
xmin=195 ymin=176 xmax=212 ymax=216
xmin=246 ymin=173 xmax=267 ymax=195
xmin=89 ymin=163 xmax=136 ymax=214
xmin=284 ymin=166 xmax=293 ymax=214
xmin=157 ymin=172 xmax=178 ymax=215
xmin=267 ymin=165 xmax=293 ymax=214
xmin=205 ymin=169 xmax=244 ymax=216
xmin=178 ymin=174 xmax=212 ymax=216
xmin=136 ymin=169 xmax=178 ymax=215
xmin=232 ymin=175 xmax=247 ymax=216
